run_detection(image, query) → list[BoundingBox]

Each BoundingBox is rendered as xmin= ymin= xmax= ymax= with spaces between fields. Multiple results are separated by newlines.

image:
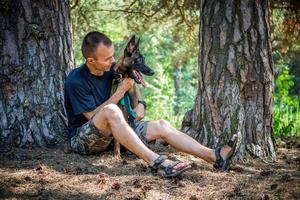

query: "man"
xmin=64 ymin=31 xmax=239 ymax=178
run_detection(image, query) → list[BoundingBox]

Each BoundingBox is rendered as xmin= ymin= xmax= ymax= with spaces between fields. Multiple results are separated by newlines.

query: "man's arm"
xmin=83 ymin=78 xmax=134 ymax=120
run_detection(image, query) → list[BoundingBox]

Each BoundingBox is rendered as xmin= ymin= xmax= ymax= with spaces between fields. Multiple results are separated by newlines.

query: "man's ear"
xmin=125 ymin=35 xmax=137 ymax=55
xmin=86 ymin=58 xmax=94 ymax=64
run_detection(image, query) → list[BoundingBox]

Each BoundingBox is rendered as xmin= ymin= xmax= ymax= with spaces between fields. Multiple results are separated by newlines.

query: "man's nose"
xmin=111 ymin=57 xmax=115 ymax=63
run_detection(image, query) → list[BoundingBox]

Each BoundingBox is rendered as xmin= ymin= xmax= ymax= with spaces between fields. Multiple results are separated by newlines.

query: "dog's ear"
xmin=136 ymin=38 xmax=140 ymax=50
xmin=125 ymin=35 xmax=138 ymax=55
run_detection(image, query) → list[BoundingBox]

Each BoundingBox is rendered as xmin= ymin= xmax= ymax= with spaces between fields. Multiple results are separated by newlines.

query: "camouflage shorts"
xmin=70 ymin=120 xmax=149 ymax=155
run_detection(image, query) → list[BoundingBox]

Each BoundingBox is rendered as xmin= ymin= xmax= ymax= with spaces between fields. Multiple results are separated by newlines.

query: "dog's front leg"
xmin=128 ymin=84 xmax=139 ymax=108
xmin=113 ymin=140 xmax=121 ymax=159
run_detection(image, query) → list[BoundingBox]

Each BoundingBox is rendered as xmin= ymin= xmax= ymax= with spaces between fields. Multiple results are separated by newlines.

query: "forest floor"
xmin=0 ymin=139 xmax=299 ymax=200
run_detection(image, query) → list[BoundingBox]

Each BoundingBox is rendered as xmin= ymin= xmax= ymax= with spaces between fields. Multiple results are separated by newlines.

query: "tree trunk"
xmin=182 ymin=0 xmax=276 ymax=160
xmin=0 ymin=0 xmax=73 ymax=151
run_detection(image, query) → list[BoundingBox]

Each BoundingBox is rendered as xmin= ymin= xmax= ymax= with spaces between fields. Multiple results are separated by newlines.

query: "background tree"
xmin=182 ymin=0 xmax=277 ymax=160
xmin=0 ymin=0 xmax=73 ymax=151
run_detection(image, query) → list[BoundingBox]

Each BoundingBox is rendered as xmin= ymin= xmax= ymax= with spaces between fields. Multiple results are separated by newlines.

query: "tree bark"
xmin=182 ymin=0 xmax=276 ymax=160
xmin=0 ymin=0 xmax=73 ymax=151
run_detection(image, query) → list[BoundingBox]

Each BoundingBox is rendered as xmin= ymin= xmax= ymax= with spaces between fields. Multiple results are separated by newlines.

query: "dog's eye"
xmin=138 ymin=57 xmax=144 ymax=63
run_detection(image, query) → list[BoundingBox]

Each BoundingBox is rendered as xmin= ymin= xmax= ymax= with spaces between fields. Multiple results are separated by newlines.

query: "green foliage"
xmin=71 ymin=0 xmax=130 ymax=66
xmin=274 ymin=65 xmax=300 ymax=138
xmin=271 ymin=7 xmax=300 ymax=139
xmin=270 ymin=4 xmax=300 ymax=54
xmin=132 ymin=29 xmax=198 ymax=128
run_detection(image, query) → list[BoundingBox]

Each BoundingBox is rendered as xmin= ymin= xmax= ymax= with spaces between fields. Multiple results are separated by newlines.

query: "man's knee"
xmin=92 ymin=104 xmax=124 ymax=133
xmin=158 ymin=119 xmax=171 ymax=128
xmin=93 ymin=104 xmax=122 ymax=121
xmin=102 ymin=104 xmax=121 ymax=113
xmin=101 ymin=104 xmax=123 ymax=120
xmin=156 ymin=119 xmax=173 ymax=137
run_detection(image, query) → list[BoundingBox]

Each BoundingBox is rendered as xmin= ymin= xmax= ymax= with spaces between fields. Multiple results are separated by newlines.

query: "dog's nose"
xmin=148 ymin=70 xmax=155 ymax=76
xmin=139 ymin=65 xmax=155 ymax=76
xmin=147 ymin=68 xmax=155 ymax=76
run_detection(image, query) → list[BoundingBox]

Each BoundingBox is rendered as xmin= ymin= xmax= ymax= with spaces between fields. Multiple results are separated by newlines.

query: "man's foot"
xmin=213 ymin=133 xmax=240 ymax=171
xmin=160 ymin=158 xmax=190 ymax=173
xmin=220 ymin=134 xmax=238 ymax=160
xmin=150 ymin=155 xmax=191 ymax=178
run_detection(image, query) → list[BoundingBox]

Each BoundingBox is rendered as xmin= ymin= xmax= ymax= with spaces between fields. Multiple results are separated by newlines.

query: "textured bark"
xmin=0 ymin=0 xmax=73 ymax=151
xmin=182 ymin=0 xmax=276 ymax=160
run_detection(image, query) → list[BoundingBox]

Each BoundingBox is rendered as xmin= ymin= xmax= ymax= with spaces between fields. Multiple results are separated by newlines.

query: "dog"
xmin=111 ymin=35 xmax=155 ymax=158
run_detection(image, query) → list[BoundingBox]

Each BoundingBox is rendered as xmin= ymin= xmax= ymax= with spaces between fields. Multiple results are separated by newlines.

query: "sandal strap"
xmin=214 ymin=134 xmax=239 ymax=170
xmin=150 ymin=155 xmax=167 ymax=173
xmin=150 ymin=156 xmax=191 ymax=178
xmin=227 ymin=140 xmax=235 ymax=147
xmin=169 ymin=161 xmax=181 ymax=168
xmin=227 ymin=135 xmax=238 ymax=148
xmin=213 ymin=147 xmax=224 ymax=169
xmin=227 ymin=135 xmax=238 ymax=147
xmin=164 ymin=161 xmax=183 ymax=175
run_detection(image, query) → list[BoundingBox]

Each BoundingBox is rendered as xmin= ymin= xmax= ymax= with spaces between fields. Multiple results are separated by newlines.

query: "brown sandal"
xmin=150 ymin=155 xmax=191 ymax=178
xmin=213 ymin=133 xmax=241 ymax=171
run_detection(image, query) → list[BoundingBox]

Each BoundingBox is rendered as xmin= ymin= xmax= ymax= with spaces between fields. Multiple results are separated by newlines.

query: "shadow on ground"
xmin=0 ymin=141 xmax=299 ymax=200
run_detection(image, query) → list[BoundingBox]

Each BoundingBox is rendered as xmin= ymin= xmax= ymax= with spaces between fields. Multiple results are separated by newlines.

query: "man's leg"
xmin=92 ymin=104 xmax=187 ymax=171
xmin=144 ymin=120 xmax=235 ymax=164
xmin=92 ymin=104 xmax=157 ymax=164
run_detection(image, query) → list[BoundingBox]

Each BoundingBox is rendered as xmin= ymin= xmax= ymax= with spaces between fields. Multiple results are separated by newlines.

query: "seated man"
xmin=64 ymin=31 xmax=239 ymax=178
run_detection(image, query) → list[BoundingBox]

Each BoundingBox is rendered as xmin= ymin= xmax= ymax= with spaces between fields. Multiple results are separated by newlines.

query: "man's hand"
xmin=116 ymin=78 xmax=135 ymax=94
xmin=134 ymin=103 xmax=145 ymax=122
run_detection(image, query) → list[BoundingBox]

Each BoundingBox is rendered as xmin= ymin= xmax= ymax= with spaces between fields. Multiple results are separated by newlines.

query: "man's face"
xmin=87 ymin=44 xmax=115 ymax=72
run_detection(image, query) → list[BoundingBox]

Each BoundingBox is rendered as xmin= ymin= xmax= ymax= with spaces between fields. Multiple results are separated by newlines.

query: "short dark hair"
xmin=81 ymin=31 xmax=112 ymax=59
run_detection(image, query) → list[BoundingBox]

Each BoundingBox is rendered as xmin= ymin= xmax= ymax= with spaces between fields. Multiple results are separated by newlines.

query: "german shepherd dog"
xmin=112 ymin=35 xmax=155 ymax=158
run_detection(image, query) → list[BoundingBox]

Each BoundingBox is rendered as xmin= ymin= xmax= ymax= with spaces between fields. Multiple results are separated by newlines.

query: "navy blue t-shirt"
xmin=64 ymin=63 xmax=113 ymax=138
